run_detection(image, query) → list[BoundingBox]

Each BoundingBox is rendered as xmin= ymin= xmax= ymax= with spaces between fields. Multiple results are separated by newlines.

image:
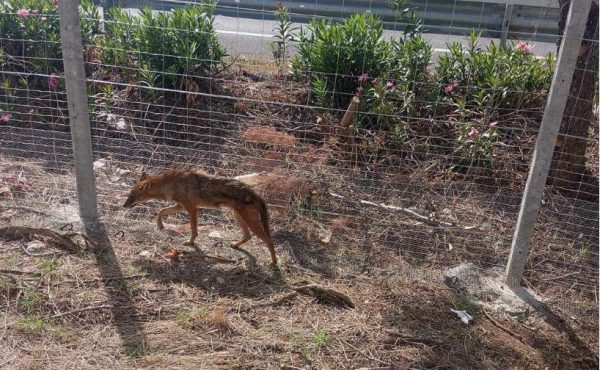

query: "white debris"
xmin=319 ymin=228 xmax=332 ymax=244
xmin=208 ymin=230 xmax=223 ymax=239
xmin=26 ymin=240 xmax=45 ymax=254
xmin=139 ymin=250 xmax=152 ymax=258
xmin=93 ymin=158 xmax=106 ymax=171
xmin=106 ymin=113 xmax=127 ymax=131
xmin=451 ymin=309 xmax=473 ymax=325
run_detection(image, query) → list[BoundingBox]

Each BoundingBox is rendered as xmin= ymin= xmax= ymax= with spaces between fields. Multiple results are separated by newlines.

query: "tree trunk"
xmin=548 ymin=0 xmax=599 ymax=199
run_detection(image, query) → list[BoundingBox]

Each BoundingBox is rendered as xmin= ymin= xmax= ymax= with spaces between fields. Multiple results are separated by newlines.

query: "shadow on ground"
xmin=86 ymin=222 xmax=148 ymax=357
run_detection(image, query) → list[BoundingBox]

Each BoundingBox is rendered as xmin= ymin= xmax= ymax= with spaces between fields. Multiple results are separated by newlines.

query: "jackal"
xmin=123 ymin=169 xmax=277 ymax=266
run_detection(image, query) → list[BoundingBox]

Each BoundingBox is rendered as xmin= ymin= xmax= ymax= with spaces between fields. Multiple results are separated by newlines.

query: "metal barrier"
xmin=96 ymin=0 xmax=560 ymax=42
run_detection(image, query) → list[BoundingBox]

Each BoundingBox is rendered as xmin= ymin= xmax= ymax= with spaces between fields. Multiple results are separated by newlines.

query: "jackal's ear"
xmin=140 ymin=171 xmax=148 ymax=181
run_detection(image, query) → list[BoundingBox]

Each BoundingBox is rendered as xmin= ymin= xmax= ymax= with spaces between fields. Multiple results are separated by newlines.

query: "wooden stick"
xmin=293 ymin=284 xmax=354 ymax=309
xmin=338 ymin=338 xmax=390 ymax=366
xmin=482 ymin=309 xmax=525 ymax=342
xmin=0 ymin=269 xmax=41 ymax=276
xmin=340 ymin=96 xmax=360 ymax=129
xmin=329 ymin=192 xmax=479 ymax=231
xmin=51 ymin=304 xmax=113 ymax=319
xmin=0 ymin=226 xmax=81 ymax=253
xmin=53 ymin=274 xmax=148 ymax=286
xmin=340 ymin=97 xmax=360 ymax=160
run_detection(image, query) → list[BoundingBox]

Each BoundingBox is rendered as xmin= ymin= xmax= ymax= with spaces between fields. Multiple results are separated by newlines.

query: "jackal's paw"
xmin=157 ymin=222 xmax=164 ymax=231
xmin=183 ymin=240 xmax=195 ymax=246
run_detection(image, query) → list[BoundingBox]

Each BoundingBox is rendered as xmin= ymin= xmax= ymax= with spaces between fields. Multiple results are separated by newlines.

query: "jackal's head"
xmin=123 ymin=172 xmax=152 ymax=208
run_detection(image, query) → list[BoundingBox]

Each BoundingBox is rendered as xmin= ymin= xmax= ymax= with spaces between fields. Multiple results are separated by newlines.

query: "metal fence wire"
xmin=0 ymin=0 xmax=598 ymax=364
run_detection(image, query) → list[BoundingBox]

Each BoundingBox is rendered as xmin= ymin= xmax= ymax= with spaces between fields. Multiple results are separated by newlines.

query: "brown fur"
xmin=123 ymin=169 xmax=277 ymax=266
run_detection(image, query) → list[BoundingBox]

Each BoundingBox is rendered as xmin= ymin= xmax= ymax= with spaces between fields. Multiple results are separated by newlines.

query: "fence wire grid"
xmin=0 ymin=0 xmax=598 ymax=366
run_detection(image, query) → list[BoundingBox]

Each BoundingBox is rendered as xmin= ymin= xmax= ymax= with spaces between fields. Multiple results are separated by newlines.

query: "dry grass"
xmin=0 ymin=62 xmax=597 ymax=369
xmin=0 ymin=157 xmax=598 ymax=370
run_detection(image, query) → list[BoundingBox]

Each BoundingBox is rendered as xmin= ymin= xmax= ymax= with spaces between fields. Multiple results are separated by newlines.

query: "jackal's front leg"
xmin=157 ymin=204 xmax=184 ymax=230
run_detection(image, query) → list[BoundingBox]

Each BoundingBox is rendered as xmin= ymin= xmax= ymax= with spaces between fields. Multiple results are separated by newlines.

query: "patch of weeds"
xmin=313 ymin=329 xmax=330 ymax=347
xmin=4 ymin=252 xmax=22 ymax=268
xmin=175 ymin=305 xmax=210 ymax=328
xmin=459 ymin=295 xmax=479 ymax=315
xmin=0 ymin=275 xmax=17 ymax=291
xmin=301 ymin=346 xmax=313 ymax=361
xmin=18 ymin=287 xmax=42 ymax=314
xmin=577 ymin=243 xmax=592 ymax=261
xmin=319 ymin=264 xmax=335 ymax=278
xmin=286 ymin=332 xmax=313 ymax=361
xmin=125 ymin=344 xmax=147 ymax=359
xmin=38 ymin=256 xmax=62 ymax=280
xmin=17 ymin=315 xmax=54 ymax=333
xmin=129 ymin=281 xmax=144 ymax=294
xmin=298 ymin=199 xmax=324 ymax=221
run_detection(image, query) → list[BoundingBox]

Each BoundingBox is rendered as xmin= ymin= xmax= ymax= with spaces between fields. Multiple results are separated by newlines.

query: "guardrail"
xmin=95 ymin=0 xmax=560 ymax=43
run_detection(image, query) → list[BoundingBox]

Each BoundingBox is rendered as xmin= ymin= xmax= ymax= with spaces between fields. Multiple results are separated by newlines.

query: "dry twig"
xmin=52 ymin=304 xmax=114 ymax=319
xmin=293 ymin=284 xmax=354 ymax=309
xmin=0 ymin=226 xmax=81 ymax=254
xmin=329 ymin=192 xmax=478 ymax=231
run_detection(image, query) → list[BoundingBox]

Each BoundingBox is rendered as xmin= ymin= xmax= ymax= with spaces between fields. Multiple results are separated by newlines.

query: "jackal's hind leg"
xmin=240 ymin=206 xmax=277 ymax=267
xmin=183 ymin=206 xmax=198 ymax=246
xmin=231 ymin=210 xmax=252 ymax=248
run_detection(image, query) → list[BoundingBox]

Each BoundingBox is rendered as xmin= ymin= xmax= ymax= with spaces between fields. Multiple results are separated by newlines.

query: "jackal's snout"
xmin=123 ymin=196 xmax=136 ymax=208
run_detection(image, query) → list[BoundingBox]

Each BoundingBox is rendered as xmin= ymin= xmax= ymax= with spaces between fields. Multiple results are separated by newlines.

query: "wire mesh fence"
xmin=0 ymin=0 xmax=597 ymax=335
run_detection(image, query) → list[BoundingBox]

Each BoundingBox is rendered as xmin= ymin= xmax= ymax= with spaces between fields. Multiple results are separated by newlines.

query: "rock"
xmin=26 ymin=240 xmax=45 ymax=254
xmin=318 ymin=228 xmax=332 ymax=244
xmin=93 ymin=158 xmax=106 ymax=171
xmin=216 ymin=276 xmax=225 ymax=284
xmin=208 ymin=230 xmax=223 ymax=239
xmin=443 ymin=262 xmax=532 ymax=316
xmin=0 ymin=186 xmax=12 ymax=199
xmin=139 ymin=250 xmax=152 ymax=258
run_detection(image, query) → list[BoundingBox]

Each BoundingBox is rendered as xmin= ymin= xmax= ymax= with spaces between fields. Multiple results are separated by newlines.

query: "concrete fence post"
xmin=57 ymin=0 xmax=99 ymax=223
xmin=505 ymin=0 xmax=592 ymax=288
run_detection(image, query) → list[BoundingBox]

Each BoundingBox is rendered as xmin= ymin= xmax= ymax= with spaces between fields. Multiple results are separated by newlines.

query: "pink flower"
xmin=386 ymin=81 xmax=395 ymax=89
xmin=16 ymin=8 xmax=30 ymax=17
xmin=48 ymin=73 xmax=60 ymax=89
xmin=516 ymin=41 xmax=532 ymax=53
xmin=357 ymin=73 xmax=369 ymax=83
xmin=31 ymin=9 xmax=39 ymax=15
xmin=490 ymin=121 xmax=498 ymax=127
xmin=444 ymin=82 xmax=459 ymax=94
xmin=0 ymin=113 xmax=12 ymax=122
xmin=40 ymin=17 xmax=47 ymax=21
xmin=467 ymin=127 xmax=480 ymax=137
xmin=28 ymin=108 xmax=35 ymax=114
xmin=354 ymin=86 xmax=363 ymax=96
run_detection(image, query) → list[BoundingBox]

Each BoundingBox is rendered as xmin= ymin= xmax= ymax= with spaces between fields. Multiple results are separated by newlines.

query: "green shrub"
xmin=435 ymin=32 xmax=554 ymax=115
xmin=99 ymin=2 xmax=227 ymax=88
xmin=291 ymin=14 xmax=391 ymax=108
xmin=269 ymin=2 xmax=297 ymax=71
xmin=0 ymin=0 xmax=100 ymax=86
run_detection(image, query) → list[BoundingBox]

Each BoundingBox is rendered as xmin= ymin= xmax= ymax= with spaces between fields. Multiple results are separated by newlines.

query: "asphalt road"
xmin=121 ymin=8 xmax=557 ymax=63
xmin=212 ymin=15 xmax=557 ymax=63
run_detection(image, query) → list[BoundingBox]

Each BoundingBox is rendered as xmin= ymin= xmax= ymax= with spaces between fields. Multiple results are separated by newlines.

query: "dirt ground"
xmin=0 ymin=157 xmax=598 ymax=370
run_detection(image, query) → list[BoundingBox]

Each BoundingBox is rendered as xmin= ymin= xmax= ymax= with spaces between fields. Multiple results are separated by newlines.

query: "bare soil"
xmin=0 ymin=60 xmax=598 ymax=369
xmin=0 ymin=156 xmax=597 ymax=370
